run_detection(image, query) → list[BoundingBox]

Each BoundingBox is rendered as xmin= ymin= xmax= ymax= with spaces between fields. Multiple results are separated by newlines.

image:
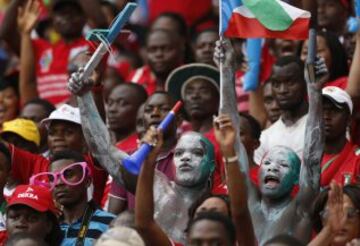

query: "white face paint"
xmin=259 ymin=146 xmax=300 ymax=199
xmin=173 ymin=133 xmax=208 ymax=187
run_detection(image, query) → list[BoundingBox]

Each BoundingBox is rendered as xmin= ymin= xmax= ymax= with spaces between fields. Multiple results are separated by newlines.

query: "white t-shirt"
xmin=254 ymin=114 xmax=308 ymax=165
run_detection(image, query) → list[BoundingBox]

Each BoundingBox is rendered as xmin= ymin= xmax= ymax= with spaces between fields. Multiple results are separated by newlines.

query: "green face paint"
xmin=259 ymin=146 xmax=301 ymax=199
xmin=173 ymin=132 xmax=215 ymax=187
xmin=199 ymin=137 xmax=215 ymax=176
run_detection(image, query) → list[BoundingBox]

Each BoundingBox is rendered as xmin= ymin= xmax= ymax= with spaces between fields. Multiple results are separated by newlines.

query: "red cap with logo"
xmin=7 ymin=185 xmax=58 ymax=216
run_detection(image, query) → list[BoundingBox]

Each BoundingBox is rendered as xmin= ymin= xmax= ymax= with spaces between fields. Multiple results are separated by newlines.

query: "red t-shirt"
xmin=126 ymin=65 xmax=157 ymax=95
xmin=100 ymin=133 xmax=139 ymax=208
xmin=33 ymin=37 xmax=91 ymax=105
xmin=9 ymin=145 xmax=107 ymax=205
xmin=115 ymin=134 xmax=139 ymax=153
xmin=321 ymin=141 xmax=360 ymax=187
xmin=148 ymin=0 xmax=212 ymax=27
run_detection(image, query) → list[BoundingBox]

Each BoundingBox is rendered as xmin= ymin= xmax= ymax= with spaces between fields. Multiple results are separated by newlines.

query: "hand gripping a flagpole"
xmin=79 ymin=3 xmax=137 ymax=82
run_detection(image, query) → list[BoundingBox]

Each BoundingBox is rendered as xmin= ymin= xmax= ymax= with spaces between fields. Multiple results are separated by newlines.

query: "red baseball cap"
xmin=7 ymin=185 xmax=58 ymax=216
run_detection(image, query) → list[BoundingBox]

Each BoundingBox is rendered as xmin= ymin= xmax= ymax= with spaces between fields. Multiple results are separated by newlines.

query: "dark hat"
xmin=165 ymin=63 xmax=220 ymax=102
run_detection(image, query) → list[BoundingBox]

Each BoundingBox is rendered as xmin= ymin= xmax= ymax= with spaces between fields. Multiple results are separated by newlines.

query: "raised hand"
xmin=17 ymin=0 xmax=40 ymax=34
xmin=141 ymin=126 xmax=163 ymax=163
xmin=213 ymin=38 xmax=236 ymax=68
xmin=67 ymin=68 xmax=95 ymax=96
xmin=305 ymin=56 xmax=329 ymax=90
xmin=213 ymin=114 xmax=236 ymax=156
xmin=325 ymin=181 xmax=346 ymax=234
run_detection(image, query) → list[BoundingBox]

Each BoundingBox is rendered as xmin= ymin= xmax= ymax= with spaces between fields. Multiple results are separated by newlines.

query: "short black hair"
xmin=312 ymin=184 xmax=360 ymax=233
xmin=23 ymin=98 xmax=56 ymax=117
xmin=187 ymin=212 xmax=236 ymax=244
xmin=0 ymin=141 xmax=11 ymax=171
xmin=264 ymin=234 xmax=305 ymax=246
xmin=50 ymin=149 xmax=85 ymax=164
xmin=0 ymin=74 xmax=19 ymax=96
xmin=145 ymin=28 xmax=179 ymax=46
xmin=239 ymin=113 xmax=262 ymax=140
xmin=188 ymin=192 xmax=231 ymax=220
xmin=52 ymin=0 xmax=83 ymax=13
xmin=148 ymin=91 xmax=177 ymax=107
xmin=113 ymin=83 xmax=148 ymax=107
xmin=6 ymin=232 xmax=47 ymax=246
xmin=274 ymin=55 xmax=305 ymax=76
xmin=191 ymin=27 xmax=218 ymax=43
xmin=154 ymin=12 xmax=188 ymax=38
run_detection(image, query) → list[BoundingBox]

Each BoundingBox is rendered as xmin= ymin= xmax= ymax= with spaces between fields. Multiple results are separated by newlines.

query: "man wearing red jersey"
xmin=126 ymin=29 xmax=184 ymax=95
xmin=100 ymin=83 xmax=147 ymax=208
xmin=321 ymin=86 xmax=360 ymax=187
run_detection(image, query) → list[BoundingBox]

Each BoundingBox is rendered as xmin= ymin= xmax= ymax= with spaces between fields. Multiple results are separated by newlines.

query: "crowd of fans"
xmin=0 ymin=0 xmax=358 ymax=245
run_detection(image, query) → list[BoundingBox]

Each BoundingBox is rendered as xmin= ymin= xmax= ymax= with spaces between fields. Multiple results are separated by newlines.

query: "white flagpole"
xmin=219 ymin=0 xmax=224 ymax=111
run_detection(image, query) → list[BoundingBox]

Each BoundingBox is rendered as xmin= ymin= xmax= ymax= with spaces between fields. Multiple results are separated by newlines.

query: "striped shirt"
xmin=60 ymin=202 xmax=115 ymax=246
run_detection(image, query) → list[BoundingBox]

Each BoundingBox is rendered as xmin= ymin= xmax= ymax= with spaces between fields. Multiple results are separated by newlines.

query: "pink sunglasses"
xmin=29 ymin=162 xmax=91 ymax=190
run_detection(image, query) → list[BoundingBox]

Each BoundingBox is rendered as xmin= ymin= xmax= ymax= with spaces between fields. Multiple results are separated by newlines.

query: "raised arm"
xmin=0 ymin=0 xmax=23 ymax=55
xmin=308 ymin=181 xmax=346 ymax=246
xmin=213 ymin=114 xmax=256 ymax=246
xmin=214 ymin=39 xmax=259 ymax=203
xmin=17 ymin=0 xmax=39 ymax=104
xmin=135 ymin=127 xmax=172 ymax=246
xmin=347 ymin=30 xmax=360 ymax=101
xmin=297 ymin=57 xmax=327 ymax=204
xmin=68 ymin=68 xmax=128 ymax=185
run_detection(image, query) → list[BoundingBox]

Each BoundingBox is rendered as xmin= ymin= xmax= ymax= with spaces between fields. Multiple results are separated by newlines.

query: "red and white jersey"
xmin=33 ymin=37 xmax=91 ymax=105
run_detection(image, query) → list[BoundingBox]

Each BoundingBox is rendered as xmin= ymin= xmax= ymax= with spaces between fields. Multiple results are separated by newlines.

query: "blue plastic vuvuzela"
xmin=80 ymin=2 xmax=137 ymax=81
xmin=123 ymin=101 xmax=183 ymax=175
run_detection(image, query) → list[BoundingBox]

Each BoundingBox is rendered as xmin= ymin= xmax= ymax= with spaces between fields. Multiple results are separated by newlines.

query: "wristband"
xmin=222 ymin=155 xmax=238 ymax=163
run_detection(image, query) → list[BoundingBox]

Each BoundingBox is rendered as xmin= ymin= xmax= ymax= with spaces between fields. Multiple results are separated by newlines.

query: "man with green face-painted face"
xmin=214 ymin=38 xmax=326 ymax=245
xmin=133 ymin=128 xmax=216 ymax=245
xmin=259 ymin=146 xmax=301 ymax=199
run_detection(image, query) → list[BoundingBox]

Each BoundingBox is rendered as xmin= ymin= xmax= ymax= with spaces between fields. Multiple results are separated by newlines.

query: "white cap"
xmin=41 ymin=104 xmax=81 ymax=128
xmin=322 ymin=86 xmax=353 ymax=114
